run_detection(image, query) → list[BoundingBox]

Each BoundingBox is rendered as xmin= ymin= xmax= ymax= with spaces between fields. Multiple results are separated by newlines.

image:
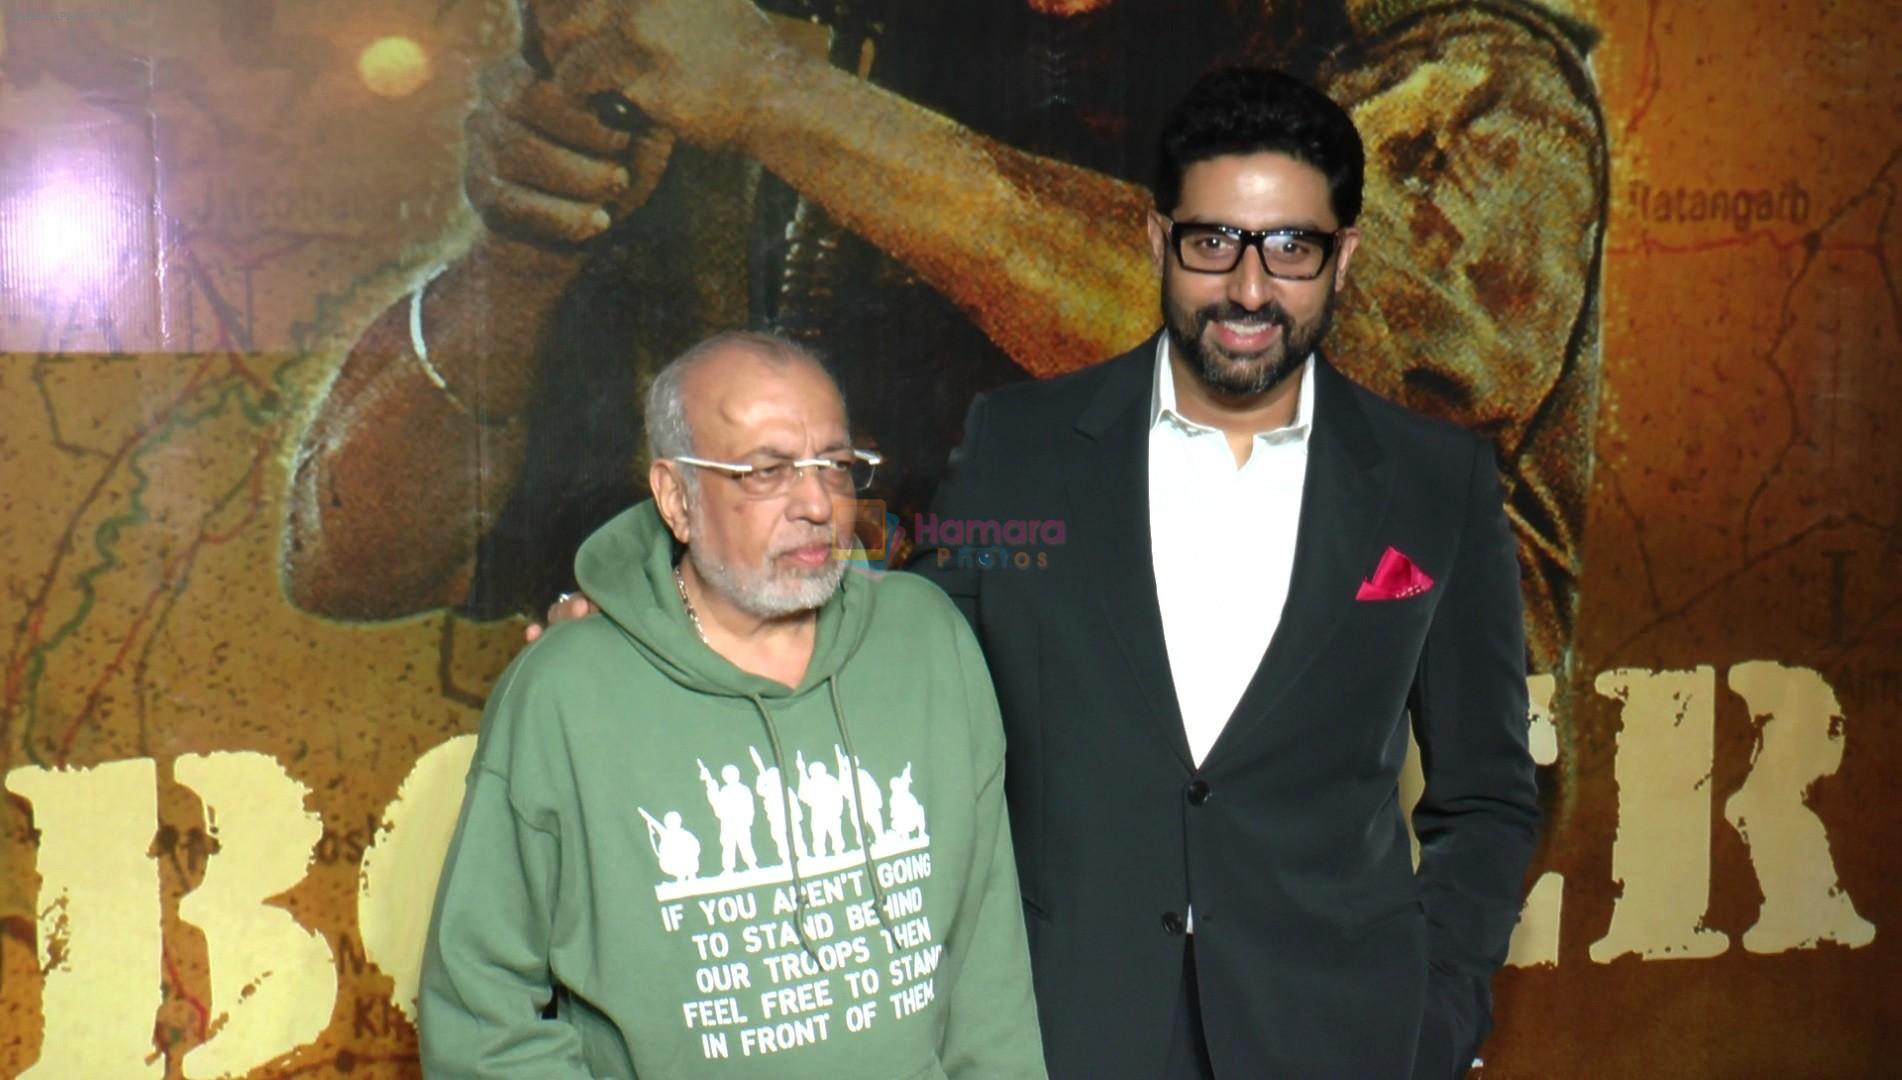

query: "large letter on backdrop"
xmin=6 ymin=759 xmax=164 ymax=1079
xmin=358 ymin=733 xmax=479 ymax=1024
xmin=1724 ymin=662 xmax=1875 ymax=954
xmin=174 ymin=752 xmax=336 ymax=1077
xmin=1589 ymin=667 xmax=1730 ymax=963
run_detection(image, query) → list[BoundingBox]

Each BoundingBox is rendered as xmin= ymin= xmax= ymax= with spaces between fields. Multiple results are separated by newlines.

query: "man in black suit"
xmin=911 ymin=68 xmax=1540 ymax=1079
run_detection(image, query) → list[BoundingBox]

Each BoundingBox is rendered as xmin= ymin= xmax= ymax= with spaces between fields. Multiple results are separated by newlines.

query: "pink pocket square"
xmin=1356 ymin=546 xmax=1434 ymax=601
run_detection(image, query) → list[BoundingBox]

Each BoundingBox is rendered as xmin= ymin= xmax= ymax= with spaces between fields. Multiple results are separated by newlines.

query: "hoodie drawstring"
xmin=747 ymin=692 xmax=824 ymax=963
xmin=830 ymin=676 xmax=892 ymax=927
xmin=745 ymin=678 xmax=892 ymax=966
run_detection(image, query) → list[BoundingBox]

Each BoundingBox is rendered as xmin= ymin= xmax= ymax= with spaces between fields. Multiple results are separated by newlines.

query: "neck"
xmin=677 ymin=559 xmax=818 ymax=688
xmin=1169 ymin=352 xmax=1304 ymax=465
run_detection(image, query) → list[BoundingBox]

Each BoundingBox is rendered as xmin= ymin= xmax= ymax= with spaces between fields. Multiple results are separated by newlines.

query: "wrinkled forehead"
xmin=684 ymin=350 xmax=848 ymax=458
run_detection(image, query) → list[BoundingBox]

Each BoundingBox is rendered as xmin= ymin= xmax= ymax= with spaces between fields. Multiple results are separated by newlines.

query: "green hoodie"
xmin=420 ymin=502 xmax=1045 ymax=1079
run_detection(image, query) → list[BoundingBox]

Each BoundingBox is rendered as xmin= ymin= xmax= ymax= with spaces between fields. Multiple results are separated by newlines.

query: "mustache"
xmin=769 ymin=529 xmax=836 ymax=558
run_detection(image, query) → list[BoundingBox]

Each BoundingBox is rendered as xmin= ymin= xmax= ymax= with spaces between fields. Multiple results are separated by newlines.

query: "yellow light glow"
xmin=358 ymin=36 xmax=431 ymax=99
xmin=2 ymin=183 xmax=126 ymax=302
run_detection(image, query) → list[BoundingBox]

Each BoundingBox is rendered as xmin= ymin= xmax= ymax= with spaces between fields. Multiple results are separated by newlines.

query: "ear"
xmin=1146 ymin=211 xmax=1171 ymax=276
xmin=1331 ymin=227 xmax=1361 ymax=293
xmin=650 ymin=459 xmax=692 ymax=543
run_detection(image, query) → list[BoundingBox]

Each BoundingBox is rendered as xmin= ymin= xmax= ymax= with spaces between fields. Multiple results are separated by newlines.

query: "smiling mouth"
xmin=1209 ymin=316 xmax=1284 ymax=353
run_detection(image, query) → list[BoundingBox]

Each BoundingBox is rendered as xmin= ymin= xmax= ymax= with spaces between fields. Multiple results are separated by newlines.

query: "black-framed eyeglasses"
xmin=1165 ymin=219 xmax=1341 ymax=279
xmin=669 ymin=448 xmax=882 ymax=497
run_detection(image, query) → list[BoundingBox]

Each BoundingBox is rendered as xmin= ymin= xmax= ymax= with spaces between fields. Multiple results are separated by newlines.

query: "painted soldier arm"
xmin=283 ymin=240 xmax=550 ymax=619
xmin=546 ymin=0 xmax=1159 ymax=378
xmin=1407 ymin=438 xmax=1541 ymax=1078
xmin=573 ymin=0 xmax=1601 ymax=670
xmin=728 ymin=65 xmax=1162 ymax=379
xmin=283 ymin=53 xmax=671 ymax=619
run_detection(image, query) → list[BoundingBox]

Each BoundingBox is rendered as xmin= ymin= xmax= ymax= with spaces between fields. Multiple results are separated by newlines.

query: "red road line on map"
xmin=3 ymin=358 xmax=219 ymax=718
xmin=7 ymin=218 xmax=291 ymax=750
xmin=224 ymin=350 xmax=270 ymax=394
xmin=1624 ymin=0 xmax=1665 ymax=139
xmin=54 ymin=433 xmax=275 ymax=764
xmin=54 ymin=542 xmax=202 ymax=766
xmin=163 ymin=946 xmax=210 ymax=1038
xmin=202 ymin=433 xmax=275 ymax=547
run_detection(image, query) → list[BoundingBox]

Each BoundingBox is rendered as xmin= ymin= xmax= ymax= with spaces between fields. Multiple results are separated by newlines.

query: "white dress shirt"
xmin=1147 ymin=337 xmax=1315 ymax=768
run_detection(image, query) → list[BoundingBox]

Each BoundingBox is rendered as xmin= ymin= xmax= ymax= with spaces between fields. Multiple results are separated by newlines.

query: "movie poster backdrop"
xmin=0 ymin=0 xmax=1895 ymax=1075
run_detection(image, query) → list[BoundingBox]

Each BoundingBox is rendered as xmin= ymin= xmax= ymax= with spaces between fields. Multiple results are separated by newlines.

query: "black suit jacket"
xmin=910 ymin=337 xmax=1540 ymax=1079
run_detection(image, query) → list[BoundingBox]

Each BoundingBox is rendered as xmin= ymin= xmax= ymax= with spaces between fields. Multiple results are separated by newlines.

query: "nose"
xmin=1226 ymin=243 xmax=1276 ymax=309
xmin=784 ymin=464 xmax=835 ymax=523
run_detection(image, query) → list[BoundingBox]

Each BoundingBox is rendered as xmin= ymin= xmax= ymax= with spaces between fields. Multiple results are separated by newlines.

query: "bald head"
xmin=645 ymin=331 xmax=846 ymax=466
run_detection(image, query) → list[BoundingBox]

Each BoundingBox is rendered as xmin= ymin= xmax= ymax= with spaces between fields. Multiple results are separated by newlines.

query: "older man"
xmin=419 ymin=331 xmax=1044 ymax=1078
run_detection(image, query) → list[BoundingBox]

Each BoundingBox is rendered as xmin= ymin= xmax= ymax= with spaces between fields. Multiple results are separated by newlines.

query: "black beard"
xmin=1163 ymin=287 xmax=1336 ymax=399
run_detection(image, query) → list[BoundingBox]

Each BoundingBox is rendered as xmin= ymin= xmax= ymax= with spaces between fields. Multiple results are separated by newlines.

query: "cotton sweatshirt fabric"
xmin=419 ymin=502 xmax=1045 ymax=1079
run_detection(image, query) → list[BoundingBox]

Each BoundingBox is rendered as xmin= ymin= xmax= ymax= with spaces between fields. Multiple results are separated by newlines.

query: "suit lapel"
xmin=1060 ymin=342 xmax=1195 ymax=770
xmin=1207 ymin=357 xmax=1395 ymax=760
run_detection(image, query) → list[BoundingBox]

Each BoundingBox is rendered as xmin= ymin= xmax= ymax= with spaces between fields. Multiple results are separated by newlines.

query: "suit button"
xmin=1186 ymin=780 xmax=1211 ymax=805
xmin=1161 ymin=911 xmax=1186 ymax=936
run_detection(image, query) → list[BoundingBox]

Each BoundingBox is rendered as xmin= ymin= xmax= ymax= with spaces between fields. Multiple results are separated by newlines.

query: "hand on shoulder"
xmin=523 ymin=591 xmax=594 ymax=643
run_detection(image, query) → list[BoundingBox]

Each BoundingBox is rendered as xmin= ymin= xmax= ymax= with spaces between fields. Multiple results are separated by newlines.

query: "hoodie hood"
xmin=574 ymin=501 xmax=876 ymax=700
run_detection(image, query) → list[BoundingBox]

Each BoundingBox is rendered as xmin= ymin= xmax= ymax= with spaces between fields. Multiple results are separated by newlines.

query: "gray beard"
xmin=686 ymin=525 xmax=846 ymax=620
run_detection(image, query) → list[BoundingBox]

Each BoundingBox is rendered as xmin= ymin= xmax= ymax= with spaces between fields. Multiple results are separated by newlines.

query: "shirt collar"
xmin=1150 ymin=334 xmax=1316 ymax=443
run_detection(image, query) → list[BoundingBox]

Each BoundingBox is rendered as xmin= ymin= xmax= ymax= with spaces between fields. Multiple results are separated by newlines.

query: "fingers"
xmin=468 ymin=55 xmax=643 ymax=245
xmin=465 ymin=144 xmax=614 ymax=244
xmin=476 ymin=108 xmax=631 ymax=202
xmin=481 ymin=56 xmax=632 ymax=157
xmin=542 ymin=593 xmax=593 ymax=626
xmin=525 ymin=592 xmax=592 ymax=644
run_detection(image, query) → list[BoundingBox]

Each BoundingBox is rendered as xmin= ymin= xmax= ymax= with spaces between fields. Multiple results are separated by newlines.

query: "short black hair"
xmin=1153 ymin=67 xmax=1364 ymax=227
